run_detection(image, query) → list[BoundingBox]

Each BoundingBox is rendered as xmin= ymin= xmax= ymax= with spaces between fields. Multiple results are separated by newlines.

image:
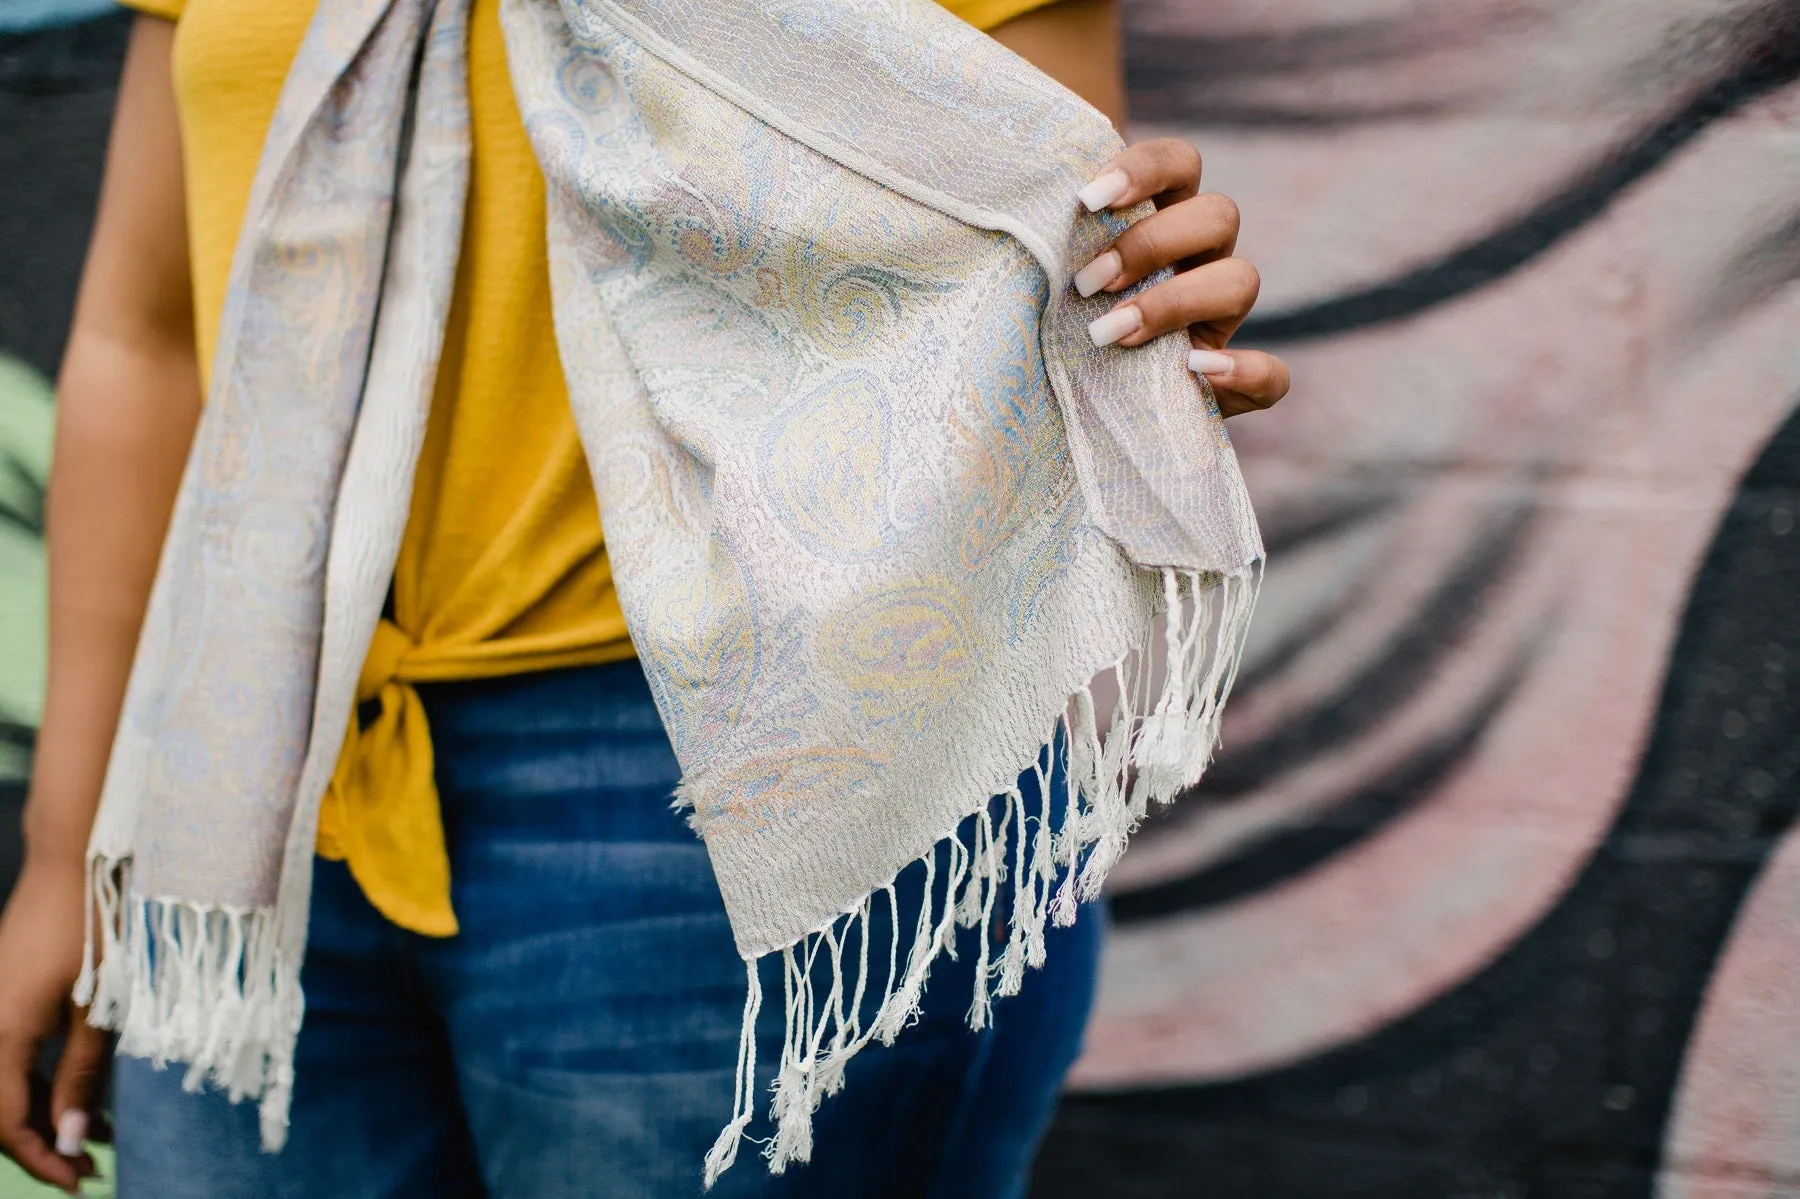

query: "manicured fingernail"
xmin=1073 ymin=250 xmax=1123 ymax=298
xmin=1076 ymin=169 xmax=1130 ymax=212
xmin=55 ymin=1110 xmax=87 ymax=1156
xmin=1087 ymin=305 xmax=1142 ymax=347
xmin=1189 ymin=349 xmax=1235 ymax=377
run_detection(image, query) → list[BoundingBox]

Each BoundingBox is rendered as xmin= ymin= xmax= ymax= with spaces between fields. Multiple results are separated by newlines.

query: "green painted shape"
xmin=0 ymin=353 xmax=52 ymax=782
xmin=0 ymin=1141 xmax=114 ymax=1198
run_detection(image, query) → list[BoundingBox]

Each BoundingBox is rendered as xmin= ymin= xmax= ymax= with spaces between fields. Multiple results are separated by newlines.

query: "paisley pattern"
xmin=822 ymin=582 xmax=983 ymax=733
xmin=509 ymin=1 xmax=1262 ymax=961
xmin=83 ymin=0 xmax=1262 ymax=1150
xmin=759 ymin=370 xmax=899 ymax=559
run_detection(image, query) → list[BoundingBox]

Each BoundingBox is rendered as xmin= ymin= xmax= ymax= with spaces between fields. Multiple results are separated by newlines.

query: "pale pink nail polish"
xmin=55 ymin=1110 xmax=87 ymax=1157
xmin=1076 ymin=169 xmax=1130 ymax=213
xmin=1087 ymin=306 xmax=1142 ymax=347
xmin=1188 ymin=349 xmax=1234 ymax=377
xmin=1073 ymin=250 xmax=1122 ymax=298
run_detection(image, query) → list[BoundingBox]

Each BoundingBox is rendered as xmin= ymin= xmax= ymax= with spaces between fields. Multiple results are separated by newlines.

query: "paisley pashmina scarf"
xmin=80 ymin=0 xmax=1263 ymax=1180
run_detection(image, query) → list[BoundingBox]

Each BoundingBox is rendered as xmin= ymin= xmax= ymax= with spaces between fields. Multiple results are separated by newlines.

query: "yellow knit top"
xmin=124 ymin=0 xmax=1059 ymax=937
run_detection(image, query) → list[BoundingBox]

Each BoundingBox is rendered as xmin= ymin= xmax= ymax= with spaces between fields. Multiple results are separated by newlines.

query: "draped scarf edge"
xmin=697 ymin=561 xmax=1259 ymax=1182
xmin=73 ymin=562 xmax=1260 ymax=1167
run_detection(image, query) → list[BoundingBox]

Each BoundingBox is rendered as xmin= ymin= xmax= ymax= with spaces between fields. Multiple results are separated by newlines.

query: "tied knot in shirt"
xmin=318 ymin=618 xmax=459 ymax=936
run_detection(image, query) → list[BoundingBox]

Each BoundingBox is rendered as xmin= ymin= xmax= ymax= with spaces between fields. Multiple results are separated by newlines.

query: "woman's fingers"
xmin=1072 ymin=192 xmax=1240 ymax=297
xmin=1077 ymin=137 xmax=1203 ymax=212
xmin=0 ymin=1033 xmax=79 ymax=1193
xmin=1073 ymin=138 xmax=1286 ymax=420
xmin=49 ymin=1018 xmax=105 ymax=1179
xmin=1189 ymin=348 xmax=1291 ymax=416
xmin=1085 ymin=256 xmax=1261 ymax=349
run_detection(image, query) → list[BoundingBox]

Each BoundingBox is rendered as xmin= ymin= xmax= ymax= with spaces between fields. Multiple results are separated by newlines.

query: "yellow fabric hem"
xmin=314 ymin=621 xmax=638 ymax=938
xmin=121 ymin=0 xmax=1062 ymax=35
xmin=368 ymin=630 xmax=638 ymax=686
xmin=946 ymin=0 xmax=1061 ymax=32
xmin=316 ymin=831 xmax=462 ymax=938
xmin=116 ymin=0 xmax=184 ymax=20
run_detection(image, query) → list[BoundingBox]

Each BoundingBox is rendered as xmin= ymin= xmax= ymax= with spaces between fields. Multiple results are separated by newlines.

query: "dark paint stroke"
xmin=1200 ymin=497 xmax=1537 ymax=799
xmin=1237 ymin=26 xmax=1800 ymax=342
xmin=1113 ymin=644 xmax=1533 ymax=921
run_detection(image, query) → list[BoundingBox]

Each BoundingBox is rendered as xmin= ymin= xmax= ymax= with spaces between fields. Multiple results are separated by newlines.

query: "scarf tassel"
xmin=75 ymin=858 xmax=300 ymax=1151
xmin=76 ymin=565 xmax=1254 ymax=1181
xmin=704 ymin=563 xmax=1259 ymax=1187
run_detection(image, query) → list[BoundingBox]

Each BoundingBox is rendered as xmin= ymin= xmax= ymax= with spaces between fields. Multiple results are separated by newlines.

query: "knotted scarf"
xmin=80 ymin=0 xmax=1263 ymax=1180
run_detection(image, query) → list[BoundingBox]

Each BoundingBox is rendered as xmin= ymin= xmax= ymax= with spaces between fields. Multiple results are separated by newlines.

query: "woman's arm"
xmin=0 ymin=15 xmax=201 ymax=1189
xmin=30 ymin=13 xmax=197 ymax=881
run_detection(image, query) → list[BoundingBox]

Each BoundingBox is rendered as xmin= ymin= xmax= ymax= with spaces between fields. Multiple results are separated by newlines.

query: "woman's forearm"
xmin=30 ymin=341 xmax=200 ymax=865
xmin=24 ymin=16 xmax=200 ymax=868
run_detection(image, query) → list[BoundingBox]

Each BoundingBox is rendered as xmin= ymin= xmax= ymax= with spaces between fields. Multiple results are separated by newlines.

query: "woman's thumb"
xmin=49 ymin=1016 xmax=108 ymax=1155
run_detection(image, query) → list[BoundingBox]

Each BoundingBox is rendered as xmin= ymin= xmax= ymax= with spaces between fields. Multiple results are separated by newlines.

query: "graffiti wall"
xmin=1 ymin=2 xmax=1798 ymax=1197
xmin=0 ymin=11 xmax=121 ymax=900
xmin=1035 ymin=0 xmax=1800 ymax=1195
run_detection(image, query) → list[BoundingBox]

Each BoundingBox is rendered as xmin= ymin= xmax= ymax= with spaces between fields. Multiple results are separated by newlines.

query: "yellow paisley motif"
xmin=821 ymin=583 xmax=981 ymax=733
xmin=636 ymin=60 xmax=777 ymax=278
xmin=760 ymin=371 xmax=893 ymax=557
xmin=950 ymin=286 xmax=1067 ymax=570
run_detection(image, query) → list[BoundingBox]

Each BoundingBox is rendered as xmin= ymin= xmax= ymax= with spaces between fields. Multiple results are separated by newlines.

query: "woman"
xmin=0 ymin=0 xmax=1289 ymax=1194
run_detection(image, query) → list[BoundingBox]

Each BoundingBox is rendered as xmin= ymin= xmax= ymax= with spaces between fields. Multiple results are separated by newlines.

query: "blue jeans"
xmin=113 ymin=659 xmax=1103 ymax=1198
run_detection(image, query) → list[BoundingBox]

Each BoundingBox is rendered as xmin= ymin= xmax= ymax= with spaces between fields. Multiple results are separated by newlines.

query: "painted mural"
xmin=0 ymin=5 xmax=119 ymax=929
xmin=1035 ymin=0 xmax=1800 ymax=1195
xmin=0 ymin=355 xmax=49 ymax=819
xmin=1 ymin=2 xmax=1797 ymax=1197
xmin=0 ymin=13 xmax=117 ymax=1195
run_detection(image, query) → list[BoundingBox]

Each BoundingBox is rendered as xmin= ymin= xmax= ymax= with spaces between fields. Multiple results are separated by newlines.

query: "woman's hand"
xmin=1072 ymin=138 xmax=1291 ymax=418
xmin=0 ymin=860 xmax=106 ymax=1193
